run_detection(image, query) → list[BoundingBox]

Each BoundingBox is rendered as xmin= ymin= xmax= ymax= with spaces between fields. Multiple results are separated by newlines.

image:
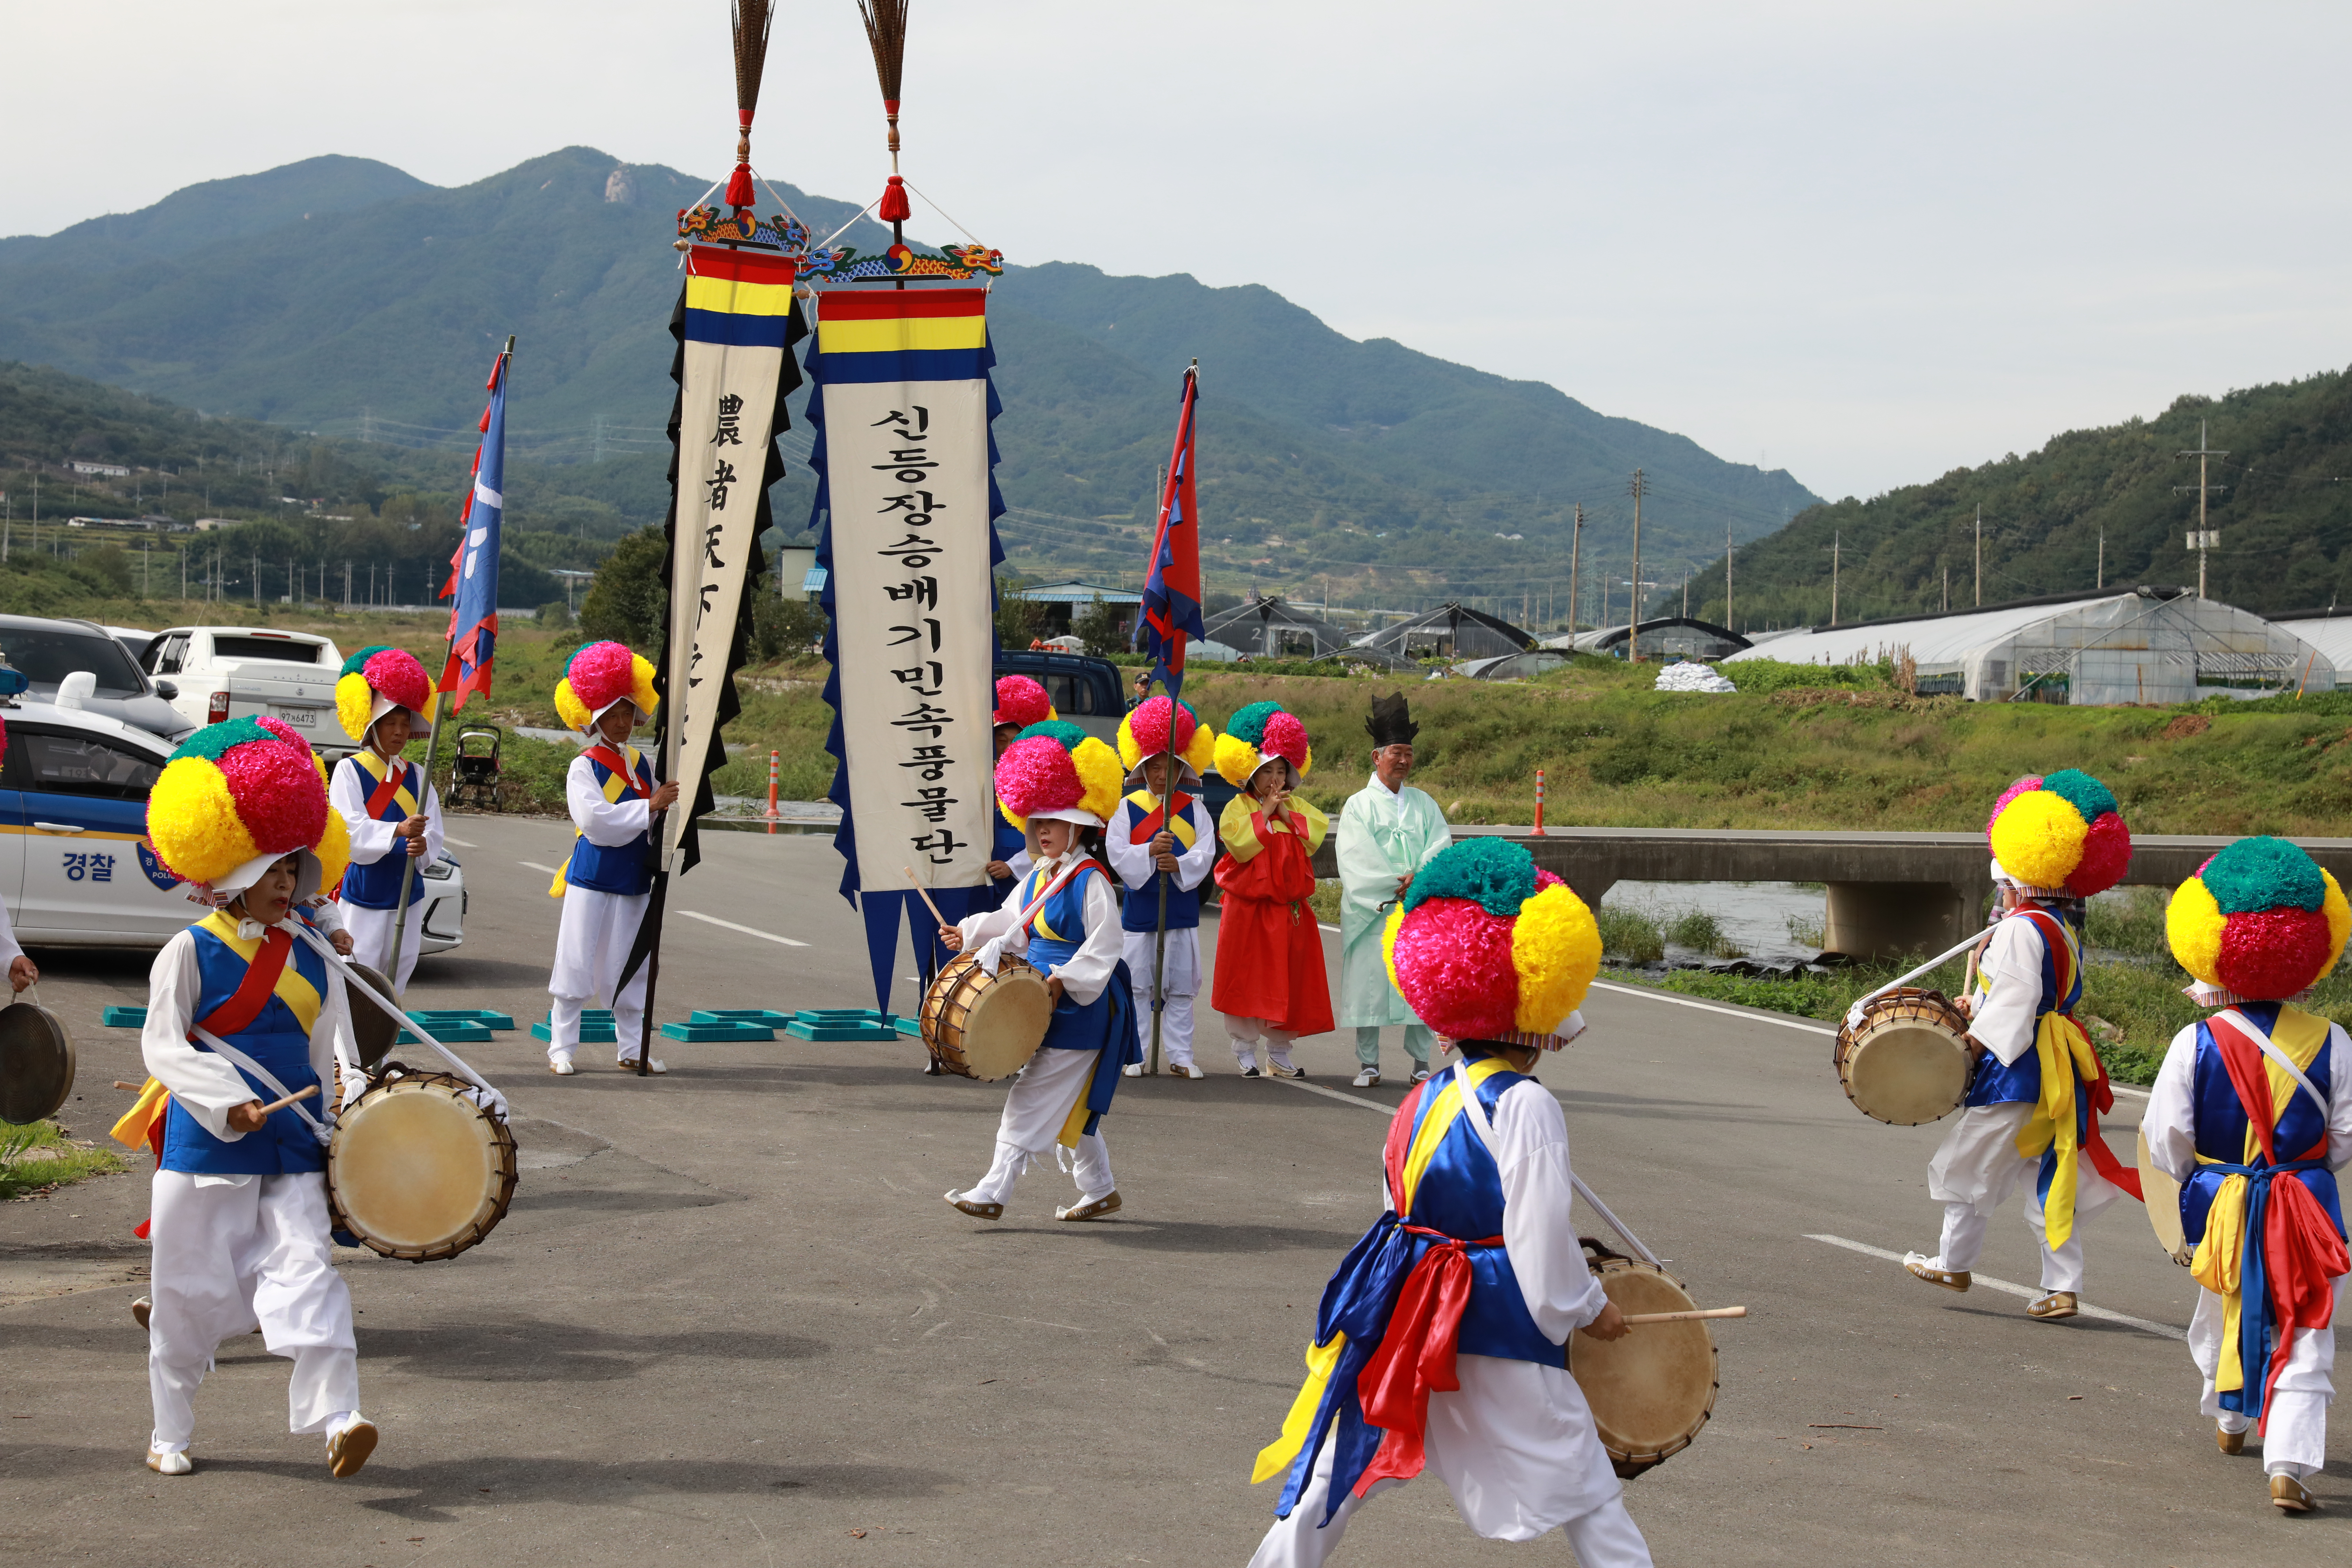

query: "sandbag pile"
xmin=1653 ymin=660 xmax=1737 ymax=693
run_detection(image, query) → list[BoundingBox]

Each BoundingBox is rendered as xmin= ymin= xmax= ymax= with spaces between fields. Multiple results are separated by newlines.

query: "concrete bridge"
xmin=1307 ymin=826 xmax=2352 ymax=957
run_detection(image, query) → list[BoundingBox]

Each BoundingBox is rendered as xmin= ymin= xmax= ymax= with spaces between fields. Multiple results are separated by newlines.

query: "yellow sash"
xmin=2010 ymin=1011 xmax=2104 ymax=1249
xmin=1123 ymin=789 xmax=1198 ymax=849
xmin=548 ymin=746 xmax=644 ymax=897
xmin=349 ymin=748 xmax=421 ymax=819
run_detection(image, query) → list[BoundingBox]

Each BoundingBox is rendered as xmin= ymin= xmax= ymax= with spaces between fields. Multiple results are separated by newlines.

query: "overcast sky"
xmin=6 ymin=1 xmax=2348 ymax=501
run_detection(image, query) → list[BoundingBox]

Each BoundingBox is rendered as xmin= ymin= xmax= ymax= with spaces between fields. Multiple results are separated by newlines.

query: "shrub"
xmin=578 ymin=526 xmax=666 ymax=646
xmin=1717 ymin=658 xmax=1887 ymax=695
xmin=537 ymin=600 xmax=574 ymax=630
xmin=1597 ymin=904 xmax=1664 ymax=963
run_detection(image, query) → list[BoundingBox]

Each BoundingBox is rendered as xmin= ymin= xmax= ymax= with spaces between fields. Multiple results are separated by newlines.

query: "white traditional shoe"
xmin=1167 ymin=1062 xmax=1201 ymax=1079
xmin=1903 ymin=1252 xmax=1973 ymax=1293
xmin=549 ymin=1060 xmax=576 ymax=1076
xmin=2272 ymin=1473 xmax=2318 ymax=1512
xmin=1408 ymin=1067 xmax=1434 ymax=1085
xmin=1353 ymin=1068 xmax=1381 ymax=1088
xmin=2027 ymin=1290 xmax=2079 ymax=1321
xmin=1122 ymin=1062 xmax=1143 ymax=1077
xmin=145 ymin=1447 xmax=192 ymax=1477
xmin=943 ymin=1191 xmax=1003 ymax=1220
xmin=1056 ymin=1191 xmax=1122 ymax=1222
xmin=326 ymin=1416 xmax=377 ymax=1478
xmin=616 ymin=1057 xmax=667 ymax=1075
xmin=1268 ymin=1058 xmax=1306 ymax=1079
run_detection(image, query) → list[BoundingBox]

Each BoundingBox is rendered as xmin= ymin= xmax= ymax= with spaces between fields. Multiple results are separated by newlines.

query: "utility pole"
xmin=1830 ymin=531 xmax=1841 ymax=627
xmin=1568 ymin=503 xmax=1584 ymax=637
xmin=1627 ymin=469 xmax=1646 ymax=661
xmin=1974 ymin=505 xmax=1982 ymax=608
xmin=1942 ymin=565 xmax=1949 ymax=613
xmin=2176 ymin=418 xmax=2228 ymax=600
xmin=1681 ymin=570 xmax=1689 ymax=618
xmin=2096 ymin=527 xmax=2105 ymax=592
xmin=1724 ymin=525 xmax=1733 ymax=633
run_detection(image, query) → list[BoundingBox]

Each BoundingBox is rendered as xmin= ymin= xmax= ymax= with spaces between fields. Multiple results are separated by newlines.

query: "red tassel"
xmin=878 ymin=174 xmax=911 ymax=223
xmin=725 ymin=163 xmax=757 ymax=210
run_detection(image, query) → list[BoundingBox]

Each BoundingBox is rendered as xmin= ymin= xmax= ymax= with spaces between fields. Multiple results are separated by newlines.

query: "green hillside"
xmin=0 ymin=149 xmax=1816 ymax=613
xmin=1678 ymin=370 xmax=2352 ymax=630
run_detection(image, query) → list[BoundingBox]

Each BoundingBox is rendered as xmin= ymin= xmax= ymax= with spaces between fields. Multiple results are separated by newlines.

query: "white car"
xmin=138 ymin=626 xmax=345 ymax=744
xmin=0 ymin=694 xmax=467 ymax=954
xmin=0 ymin=615 xmax=194 ymax=742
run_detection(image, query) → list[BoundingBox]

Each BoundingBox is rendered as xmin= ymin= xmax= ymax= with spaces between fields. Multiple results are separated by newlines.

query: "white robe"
xmin=2142 ymin=1015 xmax=2352 ymax=1475
xmin=1251 ymin=1073 xmax=1651 ymax=1567
xmin=330 ymin=752 xmax=447 ymax=991
xmin=547 ymin=754 xmax=655 ymax=1060
xmin=1335 ymin=777 xmax=1451 ymax=1028
xmin=140 ymin=919 xmax=364 ymax=1453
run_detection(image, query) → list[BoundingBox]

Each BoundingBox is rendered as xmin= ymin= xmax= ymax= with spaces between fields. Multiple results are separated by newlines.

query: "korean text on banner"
xmin=820 ymin=288 xmax=995 ymax=891
xmin=663 ymin=243 xmax=798 ymax=862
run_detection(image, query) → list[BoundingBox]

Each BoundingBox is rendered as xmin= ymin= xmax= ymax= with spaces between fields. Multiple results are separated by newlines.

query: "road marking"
xmin=1274 ymin=1077 xmax=1390 ymax=1114
xmin=1803 ymin=1233 xmax=2185 ymax=1340
xmin=1590 ymin=980 xmax=1836 ymax=1035
xmin=443 ymin=836 xmax=479 ymax=848
xmin=1318 ymin=923 xmax=1342 ymax=934
xmin=518 ymin=860 xmax=560 ymax=875
xmin=678 ymin=909 xmax=810 ymax=947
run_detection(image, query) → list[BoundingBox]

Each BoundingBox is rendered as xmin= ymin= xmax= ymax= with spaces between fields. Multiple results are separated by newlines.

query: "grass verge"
xmin=1 ymin=1120 xmax=125 ymax=1200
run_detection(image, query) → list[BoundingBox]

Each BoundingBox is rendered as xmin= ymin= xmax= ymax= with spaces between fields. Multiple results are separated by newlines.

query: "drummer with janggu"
xmin=129 ymin=717 xmax=378 ymax=1479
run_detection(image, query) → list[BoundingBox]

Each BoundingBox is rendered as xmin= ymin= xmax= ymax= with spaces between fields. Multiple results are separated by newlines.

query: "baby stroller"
xmin=449 ymin=726 xmax=504 ymax=811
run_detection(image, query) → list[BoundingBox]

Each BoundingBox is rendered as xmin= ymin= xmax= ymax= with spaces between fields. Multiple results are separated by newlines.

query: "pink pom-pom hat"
xmin=993 ymin=675 xmax=1055 ymax=730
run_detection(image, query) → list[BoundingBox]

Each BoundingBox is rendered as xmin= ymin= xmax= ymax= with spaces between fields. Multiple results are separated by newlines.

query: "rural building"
xmin=69 ymin=461 xmax=130 ymax=478
xmin=1013 ymin=580 xmax=1143 ymax=640
xmin=1549 ymin=616 xmax=1750 ymax=662
xmin=1202 ymin=594 xmax=1356 ymax=659
xmin=1722 ymin=587 xmax=2333 ymax=704
xmin=2272 ymin=609 xmax=2352 ymax=684
xmin=1352 ymin=602 xmax=1532 ymax=661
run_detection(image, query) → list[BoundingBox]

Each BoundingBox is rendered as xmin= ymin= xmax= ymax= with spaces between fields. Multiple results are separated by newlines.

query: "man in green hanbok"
xmin=1334 ymin=693 xmax=1454 ymax=1087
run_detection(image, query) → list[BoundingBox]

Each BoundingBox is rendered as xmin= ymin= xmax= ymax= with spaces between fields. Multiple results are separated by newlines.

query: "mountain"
xmin=1690 ymin=370 xmax=2352 ymax=631
xmin=0 ymin=148 xmax=1819 ymax=611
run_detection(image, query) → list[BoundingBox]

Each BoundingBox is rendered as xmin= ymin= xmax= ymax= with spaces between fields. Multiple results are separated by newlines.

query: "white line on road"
xmin=1274 ymin=1077 xmax=1389 ymax=1114
xmin=1318 ymin=923 xmax=1342 ymax=934
xmin=1590 ymin=980 xmax=1836 ymax=1035
xmin=443 ymin=836 xmax=479 ymax=848
xmin=518 ymin=860 xmax=560 ymax=874
xmin=678 ymin=909 xmax=810 ymax=947
xmin=1804 ymin=1233 xmax=2185 ymax=1340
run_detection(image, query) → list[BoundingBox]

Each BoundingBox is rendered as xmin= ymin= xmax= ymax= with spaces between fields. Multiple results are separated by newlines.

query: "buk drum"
xmin=1834 ymin=988 xmax=1974 ymax=1126
xmin=2137 ymin=1130 xmax=2193 ymax=1266
xmin=0 ymin=1002 xmax=75 ymax=1125
xmin=328 ymin=1065 xmax=516 ymax=1262
xmin=1568 ymin=1242 xmax=1720 ymax=1479
xmin=920 ymin=952 xmax=1052 ymax=1082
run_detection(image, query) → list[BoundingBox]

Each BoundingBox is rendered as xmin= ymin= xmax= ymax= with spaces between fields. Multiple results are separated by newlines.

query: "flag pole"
xmin=1145 ymin=359 xmax=1198 ymax=1078
xmin=387 ymin=334 xmax=513 ymax=990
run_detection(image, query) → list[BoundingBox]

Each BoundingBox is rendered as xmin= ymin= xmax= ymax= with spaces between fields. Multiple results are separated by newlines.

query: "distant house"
xmin=69 ymin=461 xmax=130 ymax=478
xmin=1008 ymin=580 xmax=1143 ymax=639
xmin=192 ymin=518 xmax=237 ymax=532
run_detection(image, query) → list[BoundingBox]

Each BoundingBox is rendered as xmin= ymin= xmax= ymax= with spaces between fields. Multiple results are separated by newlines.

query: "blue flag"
xmin=439 ymin=347 xmax=509 ymax=708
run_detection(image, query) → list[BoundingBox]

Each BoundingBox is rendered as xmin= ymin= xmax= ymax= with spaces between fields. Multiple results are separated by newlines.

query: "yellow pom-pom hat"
xmin=1984 ymin=769 xmax=2132 ymax=898
xmin=554 ymin=641 xmax=659 ymax=734
xmin=1117 ymin=696 xmax=1216 ymax=786
xmin=146 ymin=716 xmax=350 ymax=900
xmin=1214 ymin=700 xmax=1313 ymax=788
xmin=2166 ymin=836 xmax=2352 ymax=1002
xmin=995 ymin=720 xmax=1125 ymax=831
xmin=1380 ymin=839 xmax=1602 ymax=1050
xmin=334 ymin=645 xmax=434 ymax=743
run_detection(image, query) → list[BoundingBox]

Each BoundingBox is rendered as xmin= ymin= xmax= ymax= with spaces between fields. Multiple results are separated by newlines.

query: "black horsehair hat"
xmin=1366 ymin=691 xmax=1419 ymax=749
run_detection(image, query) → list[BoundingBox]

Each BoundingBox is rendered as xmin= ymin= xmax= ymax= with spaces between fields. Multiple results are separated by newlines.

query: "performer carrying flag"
xmin=1131 ymin=361 xmax=1204 ymax=1073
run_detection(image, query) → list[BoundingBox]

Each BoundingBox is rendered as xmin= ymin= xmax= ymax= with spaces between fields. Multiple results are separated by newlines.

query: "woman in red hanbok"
xmin=1211 ymin=701 xmax=1334 ymax=1077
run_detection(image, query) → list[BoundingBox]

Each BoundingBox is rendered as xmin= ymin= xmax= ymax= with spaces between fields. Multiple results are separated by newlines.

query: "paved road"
xmin=2 ymin=817 xmax=2341 ymax=1565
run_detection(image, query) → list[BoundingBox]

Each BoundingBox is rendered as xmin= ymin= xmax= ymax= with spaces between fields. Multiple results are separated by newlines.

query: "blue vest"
xmin=1115 ymin=794 xmax=1203 ymax=933
xmin=1966 ymin=904 xmax=2080 ymax=1107
xmin=160 ymin=919 xmax=330 ymax=1176
xmin=564 ymin=747 xmax=656 ymax=896
xmin=2181 ymin=1003 xmax=2344 ymax=1244
xmin=338 ymin=752 xmax=426 ymax=909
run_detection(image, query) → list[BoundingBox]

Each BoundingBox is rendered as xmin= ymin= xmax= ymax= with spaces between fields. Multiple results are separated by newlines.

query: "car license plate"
xmin=270 ymin=706 xmax=316 ymax=728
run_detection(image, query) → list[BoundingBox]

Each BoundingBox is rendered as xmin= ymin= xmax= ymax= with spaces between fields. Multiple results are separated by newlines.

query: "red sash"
xmin=364 ymin=757 xmax=414 ymax=819
xmin=1126 ymin=792 xmax=1194 ymax=844
xmin=585 ymin=745 xmax=649 ymax=798
xmin=195 ymin=927 xmax=293 ymax=1040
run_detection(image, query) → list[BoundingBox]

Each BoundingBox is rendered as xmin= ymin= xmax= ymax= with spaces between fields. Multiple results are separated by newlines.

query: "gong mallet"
xmin=1620 ymin=1306 xmax=1748 ymax=1326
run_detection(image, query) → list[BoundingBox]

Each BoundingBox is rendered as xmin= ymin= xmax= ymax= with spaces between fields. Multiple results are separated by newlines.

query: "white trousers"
xmin=1228 ymin=1016 xmax=1298 ymax=1071
xmin=1126 ymin=929 xmax=1197 ymax=1066
xmin=953 ymin=1045 xmax=1115 ymax=1206
xmin=147 ymin=1171 xmax=358 ymax=1453
xmin=337 ymin=902 xmax=422 ymax=993
xmin=2190 ymin=1276 xmax=2342 ymax=1478
xmin=547 ymin=886 xmax=650 ymax=1063
xmin=1248 ymin=1394 xmax=1653 ymax=1568
xmin=1925 ymin=1102 xmax=2125 ymax=1292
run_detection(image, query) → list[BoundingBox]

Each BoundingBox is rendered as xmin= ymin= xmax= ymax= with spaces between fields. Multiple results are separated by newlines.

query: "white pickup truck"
xmin=138 ymin=626 xmax=346 ymax=744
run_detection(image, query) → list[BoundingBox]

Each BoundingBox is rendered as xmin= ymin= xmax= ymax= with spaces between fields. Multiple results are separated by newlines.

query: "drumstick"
xmin=252 ymin=1084 xmax=320 ymax=1116
xmin=1621 ymin=1306 xmax=1747 ymax=1325
xmin=902 ymin=867 xmax=951 ymax=930
xmin=114 ymin=1079 xmax=141 ymax=1091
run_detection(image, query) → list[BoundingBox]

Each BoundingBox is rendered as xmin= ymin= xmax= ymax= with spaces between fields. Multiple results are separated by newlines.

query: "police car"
xmin=0 ymin=683 xmax=468 ymax=954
